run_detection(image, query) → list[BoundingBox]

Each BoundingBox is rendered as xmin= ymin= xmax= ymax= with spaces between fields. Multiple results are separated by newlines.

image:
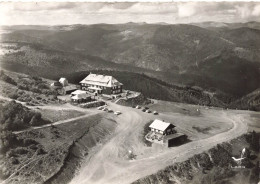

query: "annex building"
xmin=149 ymin=119 xmax=176 ymax=135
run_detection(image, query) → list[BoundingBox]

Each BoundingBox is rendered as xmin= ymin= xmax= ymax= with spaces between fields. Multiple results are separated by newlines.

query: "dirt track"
xmin=0 ymin=94 xmax=252 ymax=184
xmin=70 ymin=102 xmax=250 ymax=184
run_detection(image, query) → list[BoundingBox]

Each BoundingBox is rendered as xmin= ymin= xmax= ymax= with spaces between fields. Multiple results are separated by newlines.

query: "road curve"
xmin=70 ymin=103 xmax=248 ymax=184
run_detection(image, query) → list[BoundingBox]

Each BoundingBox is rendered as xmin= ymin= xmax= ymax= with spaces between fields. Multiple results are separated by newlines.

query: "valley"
xmin=0 ymin=21 xmax=260 ymax=184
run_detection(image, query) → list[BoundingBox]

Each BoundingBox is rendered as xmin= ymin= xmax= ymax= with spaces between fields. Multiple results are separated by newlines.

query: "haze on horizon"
xmin=0 ymin=2 xmax=260 ymax=26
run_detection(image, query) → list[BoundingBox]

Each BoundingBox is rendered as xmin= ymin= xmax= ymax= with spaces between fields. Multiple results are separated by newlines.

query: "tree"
xmin=251 ymin=131 xmax=259 ymax=152
xmin=249 ymin=161 xmax=259 ymax=184
xmin=0 ymin=131 xmax=18 ymax=153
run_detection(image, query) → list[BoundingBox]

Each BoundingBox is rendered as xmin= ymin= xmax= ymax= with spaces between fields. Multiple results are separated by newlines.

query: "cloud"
xmin=0 ymin=2 xmax=260 ymax=25
xmin=235 ymin=4 xmax=252 ymax=19
xmin=178 ymin=3 xmax=197 ymax=17
xmin=252 ymin=4 xmax=260 ymax=17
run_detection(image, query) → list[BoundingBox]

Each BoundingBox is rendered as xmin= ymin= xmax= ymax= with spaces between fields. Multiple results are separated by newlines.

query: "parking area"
xmin=97 ymin=105 xmax=122 ymax=116
xmin=133 ymin=105 xmax=159 ymax=115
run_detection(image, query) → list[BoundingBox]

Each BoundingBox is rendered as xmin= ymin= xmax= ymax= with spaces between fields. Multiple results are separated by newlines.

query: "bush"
xmin=32 ymin=76 xmax=42 ymax=81
xmin=10 ymin=157 xmax=19 ymax=165
xmin=31 ymin=88 xmax=41 ymax=93
xmin=0 ymin=70 xmax=17 ymax=85
xmin=37 ymin=83 xmax=49 ymax=89
xmin=0 ymin=101 xmax=47 ymax=131
xmin=0 ymin=131 xmax=19 ymax=153
xmin=12 ymin=147 xmax=29 ymax=155
xmin=23 ymin=138 xmax=39 ymax=146
xmin=36 ymin=148 xmax=46 ymax=155
xmin=29 ymin=115 xmax=39 ymax=126
xmin=17 ymin=84 xmax=29 ymax=91
xmin=35 ymin=96 xmax=42 ymax=100
xmin=8 ymin=92 xmax=19 ymax=100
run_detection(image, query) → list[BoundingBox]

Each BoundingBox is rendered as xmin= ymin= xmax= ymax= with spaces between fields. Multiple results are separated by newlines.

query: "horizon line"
xmin=1 ymin=20 xmax=259 ymax=27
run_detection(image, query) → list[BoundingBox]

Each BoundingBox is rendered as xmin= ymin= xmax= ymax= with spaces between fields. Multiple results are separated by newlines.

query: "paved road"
xmin=70 ymin=102 xmax=249 ymax=184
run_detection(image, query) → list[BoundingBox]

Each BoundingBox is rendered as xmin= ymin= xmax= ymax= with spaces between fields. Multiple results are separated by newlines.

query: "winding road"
xmin=0 ymin=94 xmax=252 ymax=184
xmin=70 ymin=102 xmax=249 ymax=184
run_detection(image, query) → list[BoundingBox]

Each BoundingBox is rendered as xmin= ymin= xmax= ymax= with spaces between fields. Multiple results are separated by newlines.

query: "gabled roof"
xmin=71 ymin=92 xmax=90 ymax=100
xmin=79 ymin=73 xmax=123 ymax=87
xmin=59 ymin=78 xmax=68 ymax=82
xmin=71 ymin=90 xmax=87 ymax=95
xmin=51 ymin=81 xmax=62 ymax=87
xmin=149 ymin=119 xmax=175 ymax=132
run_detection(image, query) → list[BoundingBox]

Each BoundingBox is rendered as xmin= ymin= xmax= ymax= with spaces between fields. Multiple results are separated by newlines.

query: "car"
xmin=114 ymin=111 xmax=122 ymax=115
xmin=146 ymin=110 xmax=151 ymax=113
xmin=153 ymin=111 xmax=158 ymax=115
xmin=107 ymin=109 xmax=113 ymax=113
xmin=103 ymin=107 xmax=108 ymax=111
xmin=136 ymin=105 xmax=141 ymax=109
xmin=142 ymin=108 xmax=146 ymax=112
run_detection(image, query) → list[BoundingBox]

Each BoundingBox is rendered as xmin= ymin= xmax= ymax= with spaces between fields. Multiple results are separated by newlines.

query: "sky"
xmin=0 ymin=2 xmax=260 ymax=25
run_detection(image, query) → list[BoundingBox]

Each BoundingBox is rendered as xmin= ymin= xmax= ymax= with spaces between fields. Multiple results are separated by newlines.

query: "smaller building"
xmin=59 ymin=78 xmax=68 ymax=87
xmin=63 ymin=85 xmax=78 ymax=95
xmin=167 ymin=133 xmax=187 ymax=147
xmin=50 ymin=81 xmax=63 ymax=90
xmin=149 ymin=119 xmax=176 ymax=135
xmin=70 ymin=90 xmax=91 ymax=103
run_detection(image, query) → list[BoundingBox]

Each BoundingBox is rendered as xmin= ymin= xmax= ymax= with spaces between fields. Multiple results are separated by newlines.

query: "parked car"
xmin=114 ymin=111 xmax=122 ymax=115
xmin=107 ymin=109 xmax=113 ymax=113
xmin=153 ymin=111 xmax=158 ymax=115
xmin=142 ymin=108 xmax=146 ymax=112
xmin=136 ymin=105 xmax=141 ymax=109
xmin=146 ymin=110 xmax=151 ymax=113
xmin=103 ymin=107 xmax=108 ymax=111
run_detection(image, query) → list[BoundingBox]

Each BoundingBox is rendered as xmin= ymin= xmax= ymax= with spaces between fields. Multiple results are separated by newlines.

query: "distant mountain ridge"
xmin=1 ymin=21 xmax=260 ymax=102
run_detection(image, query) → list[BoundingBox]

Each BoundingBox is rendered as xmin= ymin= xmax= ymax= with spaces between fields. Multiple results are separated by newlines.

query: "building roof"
xmin=71 ymin=93 xmax=90 ymax=100
xmin=71 ymin=90 xmax=87 ymax=95
xmin=165 ymin=133 xmax=186 ymax=140
xmin=59 ymin=77 xmax=67 ymax=82
xmin=149 ymin=119 xmax=174 ymax=132
xmin=51 ymin=81 xmax=63 ymax=87
xmin=79 ymin=73 xmax=123 ymax=87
